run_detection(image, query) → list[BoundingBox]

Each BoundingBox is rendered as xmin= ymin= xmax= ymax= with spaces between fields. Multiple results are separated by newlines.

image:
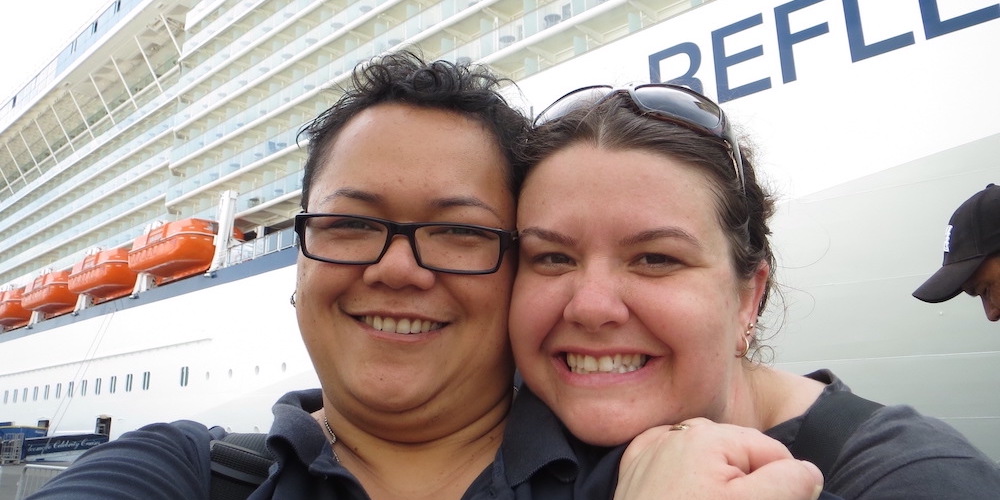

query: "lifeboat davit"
xmin=21 ymin=271 xmax=78 ymax=318
xmin=128 ymin=218 xmax=242 ymax=284
xmin=69 ymin=248 xmax=139 ymax=303
xmin=0 ymin=287 xmax=32 ymax=329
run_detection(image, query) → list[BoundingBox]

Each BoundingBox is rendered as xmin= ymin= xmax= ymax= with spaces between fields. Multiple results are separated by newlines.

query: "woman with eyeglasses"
xmin=509 ymin=85 xmax=1000 ymax=499
xmin=28 ymin=53 xmax=823 ymax=500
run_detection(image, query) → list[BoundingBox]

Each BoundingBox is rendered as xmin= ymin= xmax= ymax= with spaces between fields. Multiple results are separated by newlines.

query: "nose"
xmin=983 ymin=294 xmax=1000 ymax=322
xmin=362 ymin=236 xmax=435 ymax=289
xmin=563 ymin=268 xmax=629 ymax=332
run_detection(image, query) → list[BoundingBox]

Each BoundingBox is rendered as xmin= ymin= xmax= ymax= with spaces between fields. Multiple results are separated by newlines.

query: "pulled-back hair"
xmin=299 ymin=50 xmax=530 ymax=209
xmin=523 ymin=95 xmax=777 ymax=345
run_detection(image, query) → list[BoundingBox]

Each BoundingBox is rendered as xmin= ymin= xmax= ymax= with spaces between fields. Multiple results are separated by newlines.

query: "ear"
xmin=739 ymin=260 xmax=770 ymax=325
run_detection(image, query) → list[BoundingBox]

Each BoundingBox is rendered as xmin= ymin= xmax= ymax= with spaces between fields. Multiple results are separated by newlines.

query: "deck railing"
xmin=14 ymin=464 xmax=68 ymax=499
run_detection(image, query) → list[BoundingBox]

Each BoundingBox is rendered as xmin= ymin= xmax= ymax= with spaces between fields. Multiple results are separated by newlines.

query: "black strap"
xmin=788 ymin=391 xmax=883 ymax=480
xmin=209 ymin=432 xmax=274 ymax=500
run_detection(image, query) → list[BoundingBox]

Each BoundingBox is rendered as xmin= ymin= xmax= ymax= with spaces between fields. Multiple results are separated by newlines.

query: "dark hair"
xmin=523 ymin=96 xmax=777 ymax=349
xmin=298 ymin=50 xmax=530 ymax=210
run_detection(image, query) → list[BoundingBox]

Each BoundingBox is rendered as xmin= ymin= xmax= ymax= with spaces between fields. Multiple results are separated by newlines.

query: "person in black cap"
xmin=913 ymin=183 xmax=1000 ymax=321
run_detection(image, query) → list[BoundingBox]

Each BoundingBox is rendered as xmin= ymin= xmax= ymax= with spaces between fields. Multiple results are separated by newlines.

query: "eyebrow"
xmin=518 ymin=227 xmax=576 ymax=246
xmin=519 ymin=226 xmax=701 ymax=248
xmin=316 ymin=188 xmax=378 ymax=206
xmin=316 ymin=188 xmax=504 ymax=220
xmin=622 ymin=227 xmax=702 ymax=249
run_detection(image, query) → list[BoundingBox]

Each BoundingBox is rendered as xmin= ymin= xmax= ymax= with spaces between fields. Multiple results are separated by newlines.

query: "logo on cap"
xmin=943 ymin=225 xmax=952 ymax=253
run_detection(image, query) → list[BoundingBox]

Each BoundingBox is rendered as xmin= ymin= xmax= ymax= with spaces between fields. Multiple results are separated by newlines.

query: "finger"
xmin=732 ymin=459 xmax=824 ymax=500
xmin=724 ymin=428 xmax=797 ymax=473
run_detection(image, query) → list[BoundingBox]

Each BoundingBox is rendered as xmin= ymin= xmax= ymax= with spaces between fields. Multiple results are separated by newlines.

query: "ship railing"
xmin=171 ymin=0 xmax=383 ymax=159
xmin=181 ymin=0 xmax=275 ymax=59
xmin=2 ymin=70 xmax=175 ymax=282
xmin=1 ymin=173 xmax=170 ymax=276
xmin=168 ymin=127 xmax=302 ymax=203
xmin=170 ymin=0 xmax=484 ymax=189
xmin=13 ymin=464 xmax=68 ymax=500
xmin=440 ymin=0 xmax=615 ymax=66
xmin=0 ymin=85 xmax=174 ymax=232
xmin=235 ymin=171 xmax=303 ymax=214
xmin=0 ymin=0 xmax=142 ymax=130
xmin=228 ymin=226 xmax=298 ymax=266
xmin=1 ymin=50 xmax=179 ymax=226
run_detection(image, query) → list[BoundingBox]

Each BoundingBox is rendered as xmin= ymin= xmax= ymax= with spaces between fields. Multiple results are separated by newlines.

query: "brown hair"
xmin=298 ymin=50 xmax=530 ymax=210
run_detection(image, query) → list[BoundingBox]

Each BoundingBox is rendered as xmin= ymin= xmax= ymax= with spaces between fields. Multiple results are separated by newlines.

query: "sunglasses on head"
xmin=533 ymin=84 xmax=745 ymax=193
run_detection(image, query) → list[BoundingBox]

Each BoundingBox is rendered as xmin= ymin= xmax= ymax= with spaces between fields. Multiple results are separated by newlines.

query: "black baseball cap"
xmin=914 ymin=183 xmax=1000 ymax=303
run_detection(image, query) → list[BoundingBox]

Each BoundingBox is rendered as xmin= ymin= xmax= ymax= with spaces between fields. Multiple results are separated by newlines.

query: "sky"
xmin=0 ymin=0 xmax=113 ymax=103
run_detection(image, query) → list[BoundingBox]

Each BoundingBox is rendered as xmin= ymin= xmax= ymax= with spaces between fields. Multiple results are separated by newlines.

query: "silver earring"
xmin=290 ymin=291 xmax=296 ymax=307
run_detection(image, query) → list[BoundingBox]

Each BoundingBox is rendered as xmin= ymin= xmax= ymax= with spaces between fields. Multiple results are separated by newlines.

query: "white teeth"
xmin=566 ymin=352 xmax=648 ymax=374
xmin=363 ymin=315 xmax=442 ymax=334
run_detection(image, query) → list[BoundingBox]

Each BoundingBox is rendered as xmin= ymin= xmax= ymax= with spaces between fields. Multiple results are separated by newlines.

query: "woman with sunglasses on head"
xmin=509 ymin=84 xmax=1000 ymax=499
xmin=27 ymin=53 xmax=823 ymax=500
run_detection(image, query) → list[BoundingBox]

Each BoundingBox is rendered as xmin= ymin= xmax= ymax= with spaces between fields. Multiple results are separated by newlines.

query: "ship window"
xmin=110 ymin=376 xmax=117 ymax=394
xmin=126 ymin=374 xmax=133 ymax=392
xmin=23 ymin=387 xmax=28 ymax=401
xmin=33 ymin=387 xmax=38 ymax=401
xmin=68 ymin=381 xmax=75 ymax=398
xmin=81 ymin=379 xmax=88 ymax=397
xmin=180 ymin=366 xmax=190 ymax=387
xmin=4 ymin=390 xmax=9 ymax=404
xmin=95 ymin=378 xmax=102 ymax=395
xmin=56 ymin=383 xmax=62 ymax=399
xmin=142 ymin=371 xmax=151 ymax=391
xmin=44 ymin=385 xmax=50 ymax=400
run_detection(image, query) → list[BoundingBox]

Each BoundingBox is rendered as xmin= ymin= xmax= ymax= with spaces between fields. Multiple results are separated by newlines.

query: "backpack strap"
xmin=209 ymin=432 xmax=274 ymax=500
xmin=788 ymin=390 xmax=883 ymax=480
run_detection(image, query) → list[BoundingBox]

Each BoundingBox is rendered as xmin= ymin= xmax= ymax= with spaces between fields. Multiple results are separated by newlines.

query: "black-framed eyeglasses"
xmin=533 ymin=84 xmax=745 ymax=193
xmin=294 ymin=213 xmax=518 ymax=275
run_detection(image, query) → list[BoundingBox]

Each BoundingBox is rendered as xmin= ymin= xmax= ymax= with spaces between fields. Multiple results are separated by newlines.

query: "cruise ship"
xmin=1 ymin=0 xmax=998 ymax=463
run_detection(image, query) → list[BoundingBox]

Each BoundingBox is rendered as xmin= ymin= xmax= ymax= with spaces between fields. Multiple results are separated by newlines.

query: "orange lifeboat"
xmin=21 ymin=271 xmax=78 ymax=318
xmin=68 ymin=248 xmax=139 ymax=303
xmin=0 ymin=287 xmax=32 ymax=329
xmin=128 ymin=218 xmax=242 ymax=284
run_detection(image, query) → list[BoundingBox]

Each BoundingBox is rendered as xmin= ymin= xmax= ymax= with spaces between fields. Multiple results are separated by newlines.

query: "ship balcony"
xmin=0 ymin=174 xmax=170 ymax=282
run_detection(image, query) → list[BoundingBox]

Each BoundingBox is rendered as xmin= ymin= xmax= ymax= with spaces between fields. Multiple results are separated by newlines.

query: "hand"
xmin=614 ymin=418 xmax=823 ymax=500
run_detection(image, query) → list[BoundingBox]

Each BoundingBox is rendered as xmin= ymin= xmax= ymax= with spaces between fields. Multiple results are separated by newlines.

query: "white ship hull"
xmin=1 ymin=251 xmax=312 ymax=439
